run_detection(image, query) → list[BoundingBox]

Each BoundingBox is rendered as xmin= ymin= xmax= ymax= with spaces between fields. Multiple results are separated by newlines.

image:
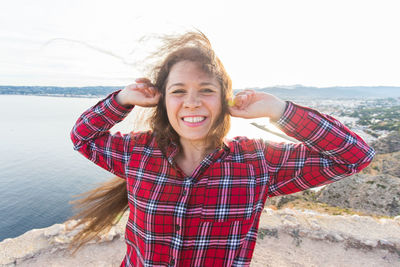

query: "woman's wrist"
xmin=116 ymin=90 xmax=133 ymax=108
xmin=267 ymin=98 xmax=287 ymax=122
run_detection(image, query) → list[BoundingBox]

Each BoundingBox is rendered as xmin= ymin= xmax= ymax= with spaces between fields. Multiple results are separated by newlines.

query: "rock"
xmin=101 ymin=226 xmax=118 ymax=241
xmin=370 ymin=132 xmax=400 ymax=154
xmin=316 ymin=173 xmax=400 ymax=217
xmin=361 ymin=150 xmax=400 ymax=177
xmin=379 ymin=239 xmax=394 ymax=247
xmin=44 ymin=224 xmax=65 ymax=237
xmin=330 ymin=233 xmax=344 ymax=242
xmin=362 ymin=239 xmax=378 ymax=247
xmin=308 ymin=219 xmax=321 ymax=230
xmin=0 ymin=211 xmax=130 ymax=266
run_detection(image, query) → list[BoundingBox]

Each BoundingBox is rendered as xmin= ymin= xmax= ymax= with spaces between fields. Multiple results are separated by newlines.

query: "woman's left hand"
xmin=228 ymin=90 xmax=287 ymax=121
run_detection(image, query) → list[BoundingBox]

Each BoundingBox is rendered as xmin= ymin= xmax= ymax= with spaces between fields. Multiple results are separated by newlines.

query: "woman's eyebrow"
xmin=199 ymin=82 xmax=218 ymax=87
xmin=167 ymin=82 xmax=218 ymax=91
xmin=167 ymin=83 xmax=185 ymax=91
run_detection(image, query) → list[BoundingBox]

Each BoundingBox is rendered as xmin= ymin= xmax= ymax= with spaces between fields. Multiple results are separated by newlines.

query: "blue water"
xmin=0 ymin=95 xmax=113 ymax=241
xmin=0 ymin=94 xmax=287 ymax=242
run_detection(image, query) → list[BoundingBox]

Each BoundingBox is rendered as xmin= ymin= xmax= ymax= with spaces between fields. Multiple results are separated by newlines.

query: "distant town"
xmin=297 ymin=97 xmax=400 ymax=143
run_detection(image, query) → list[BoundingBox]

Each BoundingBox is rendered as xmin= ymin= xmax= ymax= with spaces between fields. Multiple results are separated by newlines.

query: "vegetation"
xmin=349 ymin=104 xmax=400 ymax=132
xmin=267 ymin=198 xmax=393 ymax=219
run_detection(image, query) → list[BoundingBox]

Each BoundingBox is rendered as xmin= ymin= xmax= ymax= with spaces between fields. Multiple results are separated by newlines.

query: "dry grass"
xmin=267 ymin=199 xmax=394 ymax=219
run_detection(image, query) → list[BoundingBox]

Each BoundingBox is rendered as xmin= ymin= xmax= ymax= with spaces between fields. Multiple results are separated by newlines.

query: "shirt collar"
xmin=164 ymin=139 xmax=230 ymax=173
xmin=165 ymin=141 xmax=179 ymax=165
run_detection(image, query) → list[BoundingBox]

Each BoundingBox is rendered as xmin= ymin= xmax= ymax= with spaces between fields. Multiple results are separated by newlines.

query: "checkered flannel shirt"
xmin=71 ymin=91 xmax=374 ymax=266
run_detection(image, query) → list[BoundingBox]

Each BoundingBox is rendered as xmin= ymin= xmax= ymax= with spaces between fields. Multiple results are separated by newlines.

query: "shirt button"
xmin=170 ymin=258 xmax=175 ymax=266
xmin=182 ymin=190 xmax=187 ymax=196
xmin=175 ymin=224 xmax=180 ymax=231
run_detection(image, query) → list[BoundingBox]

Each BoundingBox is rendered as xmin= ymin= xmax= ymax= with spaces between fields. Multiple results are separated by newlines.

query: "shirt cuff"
xmin=276 ymin=101 xmax=292 ymax=127
xmin=275 ymin=101 xmax=321 ymax=141
xmin=97 ymin=90 xmax=134 ymax=123
xmin=109 ymin=90 xmax=135 ymax=111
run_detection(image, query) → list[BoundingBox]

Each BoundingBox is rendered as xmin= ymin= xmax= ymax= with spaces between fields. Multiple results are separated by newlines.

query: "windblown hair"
xmin=68 ymin=177 xmax=128 ymax=253
xmin=68 ymin=31 xmax=232 ymax=253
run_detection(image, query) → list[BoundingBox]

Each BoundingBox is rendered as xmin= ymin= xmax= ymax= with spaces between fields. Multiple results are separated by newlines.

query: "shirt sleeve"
xmin=70 ymin=90 xmax=135 ymax=179
xmin=264 ymin=101 xmax=375 ymax=197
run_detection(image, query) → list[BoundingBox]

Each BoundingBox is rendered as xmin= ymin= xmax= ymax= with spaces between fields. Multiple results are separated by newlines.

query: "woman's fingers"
xmin=134 ymin=78 xmax=158 ymax=97
xmin=135 ymin=77 xmax=152 ymax=84
xmin=228 ymin=89 xmax=264 ymax=118
xmin=229 ymin=90 xmax=255 ymax=110
xmin=145 ymin=86 xmax=158 ymax=98
xmin=120 ymin=81 xmax=161 ymax=107
xmin=127 ymin=81 xmax=156 ymax=97
xmin=235 ymin=95 xmax=246 ymax=108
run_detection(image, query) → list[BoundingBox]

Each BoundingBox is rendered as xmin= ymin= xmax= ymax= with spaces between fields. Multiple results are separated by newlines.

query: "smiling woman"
xmin=69 ymin=31 xmax=375 ymax=266
xmin=166 ymin=62 xmax=222 ymax=150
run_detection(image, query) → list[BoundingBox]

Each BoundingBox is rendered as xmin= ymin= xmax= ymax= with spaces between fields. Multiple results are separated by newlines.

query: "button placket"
xmin=170 ymin=181 xmax=190 ymax=266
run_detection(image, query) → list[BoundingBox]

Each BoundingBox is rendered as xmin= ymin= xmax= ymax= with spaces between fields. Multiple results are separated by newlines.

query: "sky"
xmin=1 ymin=0 xmax=400 ymax=89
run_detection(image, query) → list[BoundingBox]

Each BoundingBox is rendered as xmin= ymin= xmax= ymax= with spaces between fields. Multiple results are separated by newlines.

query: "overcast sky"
xmin=1 ymin=0 xmax=399 ymax=89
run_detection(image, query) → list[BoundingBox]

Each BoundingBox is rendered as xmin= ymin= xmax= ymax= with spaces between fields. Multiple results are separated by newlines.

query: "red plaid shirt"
xmin=71 ymin=91 xmax=374 ymax=267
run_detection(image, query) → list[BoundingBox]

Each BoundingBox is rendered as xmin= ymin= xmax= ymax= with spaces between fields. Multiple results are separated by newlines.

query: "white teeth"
xmin=182 ymin=116 xmax=206 ymax=123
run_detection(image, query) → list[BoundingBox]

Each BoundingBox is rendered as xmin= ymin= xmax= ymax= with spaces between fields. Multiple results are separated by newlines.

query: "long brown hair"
xmin=68 ymin=31 xmax=232 ymax=252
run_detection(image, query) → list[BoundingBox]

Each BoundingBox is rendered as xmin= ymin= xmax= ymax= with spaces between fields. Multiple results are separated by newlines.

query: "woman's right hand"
xmin=116 ymin=78 xmax=161 ymax=108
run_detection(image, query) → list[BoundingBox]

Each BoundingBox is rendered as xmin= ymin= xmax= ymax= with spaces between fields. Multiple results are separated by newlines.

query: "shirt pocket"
xmin=201 ymin=162 xmax=256 ymax=223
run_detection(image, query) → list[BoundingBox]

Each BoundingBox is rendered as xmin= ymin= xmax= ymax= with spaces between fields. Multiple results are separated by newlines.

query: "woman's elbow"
xmin=70 ymin=126 xmax=84 ymax=150
xmin=353 ymin=146 xmax=376 ymax=173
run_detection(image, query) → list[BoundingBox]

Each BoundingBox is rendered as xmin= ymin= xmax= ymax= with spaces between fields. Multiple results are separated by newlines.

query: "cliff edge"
xmin=1 ymin=208 xmax=399 ymax=267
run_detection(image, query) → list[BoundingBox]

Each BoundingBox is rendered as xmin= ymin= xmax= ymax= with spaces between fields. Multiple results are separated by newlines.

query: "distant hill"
xmin=252 ymin=85 xmax=400 ymax=100
xmin=1 ymin=85 xmax=400 ymax=99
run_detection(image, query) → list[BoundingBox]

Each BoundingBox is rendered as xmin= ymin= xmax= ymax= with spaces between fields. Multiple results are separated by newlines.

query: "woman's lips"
xmin=181 ymin=116 xmax=207 ymax=127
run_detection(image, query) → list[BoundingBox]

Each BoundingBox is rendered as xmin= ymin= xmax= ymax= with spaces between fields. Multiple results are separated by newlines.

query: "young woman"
xmin=70 ymin=32 xmax=374 ymax=266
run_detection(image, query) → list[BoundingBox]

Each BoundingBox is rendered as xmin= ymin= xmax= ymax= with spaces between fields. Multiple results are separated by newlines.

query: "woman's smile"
xmin=181 ymin=116 xmax=207 ymax=126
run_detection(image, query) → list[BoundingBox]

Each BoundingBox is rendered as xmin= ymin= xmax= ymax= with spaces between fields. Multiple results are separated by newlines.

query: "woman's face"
xmin=165 ymin=60 xmax=222 ymax=146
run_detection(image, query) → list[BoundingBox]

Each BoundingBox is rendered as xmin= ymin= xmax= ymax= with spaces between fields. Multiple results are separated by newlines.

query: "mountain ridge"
xmin=1 ymin=85 xmax=400 ymax=99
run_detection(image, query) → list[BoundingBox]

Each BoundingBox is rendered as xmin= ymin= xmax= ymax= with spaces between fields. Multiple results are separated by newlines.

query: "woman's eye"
xmin=201 ymin=88 xmax=214 ymax=93
xmin=172 ymin=89 xmax=185 ymax=94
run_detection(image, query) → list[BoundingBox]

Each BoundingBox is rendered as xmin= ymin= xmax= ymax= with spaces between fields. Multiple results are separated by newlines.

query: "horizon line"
xmin=1 ymin=84 xmax=400 ymax=89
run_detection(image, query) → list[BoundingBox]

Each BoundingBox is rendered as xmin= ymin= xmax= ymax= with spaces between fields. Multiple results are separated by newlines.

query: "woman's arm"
xmin=71 ymin=79 xmax=160 ymax=179
xmin=229 ymin=90 xmax=375 ymax=196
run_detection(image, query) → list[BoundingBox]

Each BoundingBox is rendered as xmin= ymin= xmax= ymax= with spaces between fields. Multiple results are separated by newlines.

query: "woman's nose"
xmin=183 ymin=92 xmax=201 ymax=108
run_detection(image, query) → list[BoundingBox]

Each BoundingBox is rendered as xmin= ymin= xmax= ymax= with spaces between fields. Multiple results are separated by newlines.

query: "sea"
xmin=0 ymin=94 xmax=288 ymax=241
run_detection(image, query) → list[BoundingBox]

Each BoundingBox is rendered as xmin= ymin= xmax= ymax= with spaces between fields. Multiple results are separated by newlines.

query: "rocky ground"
xmin=268 ymin=172 xmax=400 ymax=218
xmin=361 ymin=151 xmax=400 ymax=178
xmin=370 ymin=132 xmax=400 ymax=155
xmin=316 ymin=173 xmax=400 ymax=217
xmin=1 ymin=208 xmax=400 ymax=267
xmin=267 ymin=129 xmax=400 ymax=219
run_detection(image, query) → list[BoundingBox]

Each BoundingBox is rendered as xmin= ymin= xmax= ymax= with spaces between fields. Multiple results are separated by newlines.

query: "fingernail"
xmin=138 ymin=83 xmax=145 ymax=88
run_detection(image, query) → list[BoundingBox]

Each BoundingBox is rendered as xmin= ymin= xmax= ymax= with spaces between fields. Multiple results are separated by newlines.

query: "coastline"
xmin=0 ymin=93 xmax=103 ymax=98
